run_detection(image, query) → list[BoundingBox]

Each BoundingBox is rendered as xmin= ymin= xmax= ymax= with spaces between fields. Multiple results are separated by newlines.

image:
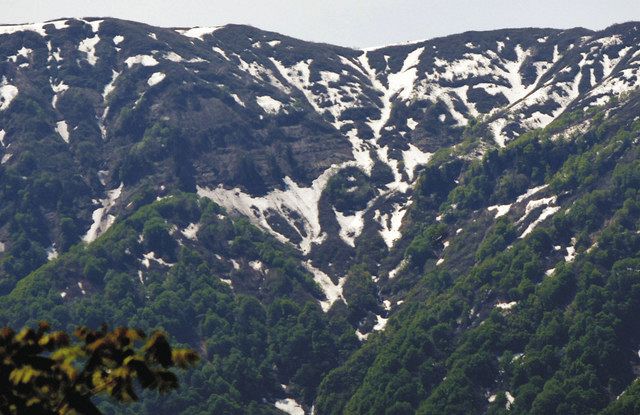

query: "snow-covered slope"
xmin=1 ymin=17 xmax=640 ymax=291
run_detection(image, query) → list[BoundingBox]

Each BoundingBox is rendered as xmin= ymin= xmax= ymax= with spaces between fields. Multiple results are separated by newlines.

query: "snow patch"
xmin=496 ymin=301 xmax=517 ymax=310
xmin=181 ymin=223 xmax=199 ymax=240
xmin=147 ymin=72 xmax=166 ymax=87
xmin=46 ymin=245 xmax=58 ymax=260
xmin=78 ymin=35 xmax=100 ymax=65
xmin=164 ymin=51 xmax=183 ymax=62
xmin=7 ymin=46 xmax=32 ymax=63
xmin=334 ymin=208 xmax=365 ymax=247
xmin=275 ymin=398 xmax=305 ymax=415
xmin=565 ymin=238 xmax=577 ymax=262
xmin=51 ymin=80 xmax=69 ymax=109
xmin=520 ymin=205 xmax=560 ymax=238
xmin=82 ymin=183 xmax=124 ymax=243
xmin=55 ymin=121 xmax=70 ymax=143
xmin=402 ymin=144 xmax=431 ymax=181
xmin=212 ymin=47 xmax=229 ymax=60
xmin=388 ymin=258 xmax=408 ymax=279
xmin=231 ymin=93 xmax=245 ymax=107
xmin=373 ymin=314 xmax=388 ymax=332
xmin=375 ymin=203 xmax=409 ymax=248
xmin=177 ymin=26 xmax=221 ymax=40
xmin=102 ymin=70 xmax=120 ymax=100
xmin=256 ymin=95 xmax=283 ymax=114
xmin=516 ymin=185 xmax=548 ymax=203
xmin=249 ymin=260 xmax=264 ymax=272
xmin=488 ymin=204 xmax=511 ymax=218
xmin=505 ymin=391 xmax=515 ymax=409
xmin=125 ymin=55 xmax=159 ymax=67
xmin=303 ymin=261 xmax=346 ymax=312
xmin=141 ymin=251 xmax=175 ymax=268
xmin=0 ymin=77 xmax=19 ymax=111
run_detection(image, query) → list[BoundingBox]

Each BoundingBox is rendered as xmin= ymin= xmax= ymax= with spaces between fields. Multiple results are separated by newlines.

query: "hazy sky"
xmin=3 ymin=0 xmax=640 ymax=47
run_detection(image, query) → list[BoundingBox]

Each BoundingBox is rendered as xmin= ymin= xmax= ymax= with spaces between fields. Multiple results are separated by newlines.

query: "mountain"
xmin=0 ymin=17 xmax=640 ymax=414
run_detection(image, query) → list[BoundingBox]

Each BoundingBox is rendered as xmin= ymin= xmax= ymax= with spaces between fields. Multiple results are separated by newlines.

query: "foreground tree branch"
xmin=0 ymin=322 xmax=198 ymax=415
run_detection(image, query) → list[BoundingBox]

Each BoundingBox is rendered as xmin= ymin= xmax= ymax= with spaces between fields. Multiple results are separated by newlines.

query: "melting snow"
xmin=520 ymin=205 xmax=560 ymax=238
xmin=388 ymin=258 xmax=407 ymax=279
xmin=402 ymin=144 xmax=431 ymax=181
xmin=125 ymin=55 xmax=159 ymax=67
xmin=406 ymin=117 xmax=418 ymax=130
xmin=230 ymin=93 xmax=245 ymax=107
xmin=334 ymin=208 xmax=365 ymax=247
xmin=249 ymin=260 xmax=264 ymax=272
xmin=488 ymin=204 xmax=511 ymax=218
xmin=373 ymin=314 xmax=388 ymax=331
xmin=0 ymin=77 xmax=19 ymax=111
xmin=230 ymin=259 xmax=240 ymax=270
xmin=164 ymin=51 xmax=183 ymax=62
xmin=505 ymin=391 xmax=515 ymax=409
xmin=147 ymin=72 xmax=166 ymax=86
xmin=358 ymin=47 xmax=425 ymax=138
xmin=516 ymin=185 xmax=548 ymax=203
xmin=141 ymin=251 xmax=175 ymax=268
xmin=0 ymin=22 xmax=62 ymax=36
xmin=375 ymin=203 xmax=408 ymax=248
xmin=255 ymin=95 xmax=283 ymax=114
xmin=177 ymin=26 xmax=221 ymax=40
xmin=197 ymin=166 xmax=339 ymax=254
xmin=181 ymin=223 xmax=199 ymax=240
xmin=565 ymin=238 xmax=577 ymax=262
xmin=303 ymin=261 xmax=346 ymax=312
xmin=102 ymin=70 xmax=120 ymax=99
xmin=46 ymin=245 xmax=58 ymax=261
xmin=51 ymin=80 xmax=69 ymax=109
xmin=7 ymin=46 xmax=32 ymax=62
xmin=212 ymin=46 xmax=229 ymax=60
xmin=78 ymin=35 xmax=100 ymax=65
xmin=82 ymin=183 xmax=124 ymax=243
xmin=275 ymin=398 xmax=305 ymax=415
xmin=496 ymin=301 xmax=517 ymax=310
xmin=345 ymin=129 xmax=375 ymax=174
xmin=55 ymin=121 xmax=70 ymax=143
xmin=356 ymin=330 xmax=369 ymax=341
xmin=518 ymin=196 xmax=557 ymax=223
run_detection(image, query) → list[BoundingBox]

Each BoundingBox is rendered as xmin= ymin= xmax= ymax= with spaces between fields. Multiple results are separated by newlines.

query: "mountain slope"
xmin=1 ymin=18 xmax=640 ymax=414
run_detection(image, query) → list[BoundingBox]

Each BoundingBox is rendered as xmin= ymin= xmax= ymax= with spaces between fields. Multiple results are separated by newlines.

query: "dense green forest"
xmin=4 ymin=97 xmax=640 ymax=414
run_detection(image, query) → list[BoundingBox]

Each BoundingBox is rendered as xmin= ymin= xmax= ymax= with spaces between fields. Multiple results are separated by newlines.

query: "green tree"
xmin=0 ymin=323 xmax=198 ymax=415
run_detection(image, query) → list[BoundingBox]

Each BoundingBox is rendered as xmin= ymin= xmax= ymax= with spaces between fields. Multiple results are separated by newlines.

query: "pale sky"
xmin=2 ymin=0 xmax=640 ymax=48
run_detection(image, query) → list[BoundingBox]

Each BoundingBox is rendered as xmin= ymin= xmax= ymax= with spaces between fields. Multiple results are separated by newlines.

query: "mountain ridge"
xmin=0 ymin=17 xmax=640 ymax=414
